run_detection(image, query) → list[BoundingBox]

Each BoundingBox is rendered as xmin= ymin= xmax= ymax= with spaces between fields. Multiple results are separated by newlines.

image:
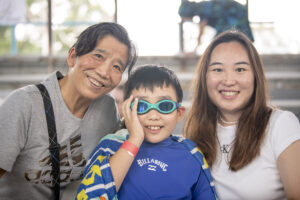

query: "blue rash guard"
xmin=76 ymin=129 xmax=218 ymax=200
xmin=118 ymin=137 xmax=214 ymax=199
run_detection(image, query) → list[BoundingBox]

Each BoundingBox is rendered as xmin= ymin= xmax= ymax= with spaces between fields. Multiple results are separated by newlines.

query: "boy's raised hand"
xmin=109 ymin=95 xmax=145 ymax=191
xmin=122 ymin=95 xmax=144 ymax=147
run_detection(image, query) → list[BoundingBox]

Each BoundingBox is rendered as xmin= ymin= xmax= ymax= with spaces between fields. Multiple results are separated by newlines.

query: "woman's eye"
xmin=236 ymin=68 xmax=245 ymax=72
xmin=113 ymin=65 xmax=122 ymax=72
xmin=212 ymin=68 xmax=222 ymax=72
xmin=95 ymin=54 xmax=103 ymax=59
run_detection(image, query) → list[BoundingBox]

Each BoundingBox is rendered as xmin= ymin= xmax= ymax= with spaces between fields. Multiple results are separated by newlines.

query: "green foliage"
xmin=18 ymin=40 xmax=42 ymax=54
xmin=0 ymin=27 xmax=12 ymax=55
xmin=0 ymin=0 xmax=114 ymax=55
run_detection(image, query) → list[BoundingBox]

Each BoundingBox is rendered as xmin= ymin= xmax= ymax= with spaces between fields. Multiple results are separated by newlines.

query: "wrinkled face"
xmin=206 ymin=41 xmax=255 ymax=119
xmin=131 ymin=85 xmax=185 ymax=143
xmin=67 ymin=35 xmax=128 ymax=100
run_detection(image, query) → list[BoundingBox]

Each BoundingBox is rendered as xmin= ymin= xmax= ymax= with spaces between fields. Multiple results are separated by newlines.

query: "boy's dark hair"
xmin=124 ymin=65 xmax=183 ymax=102
xmin=70 ymin=22 xmax=137 ymax=75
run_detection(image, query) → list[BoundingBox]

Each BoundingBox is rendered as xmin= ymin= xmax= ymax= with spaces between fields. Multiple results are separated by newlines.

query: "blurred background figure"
xmin=0 ymin=0 xmax=26 ymax=25
xmin=111 ymin=84 xmax=125 ymax=118
xmin=178 ymin=0 xmax=254 ymax=53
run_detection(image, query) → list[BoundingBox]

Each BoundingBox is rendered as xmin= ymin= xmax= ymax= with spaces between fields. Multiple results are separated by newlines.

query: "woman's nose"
xmin=95 ymin=61 xmax=110 ymax=79
xmin=222 ymin=71 xmax=236 ymax=86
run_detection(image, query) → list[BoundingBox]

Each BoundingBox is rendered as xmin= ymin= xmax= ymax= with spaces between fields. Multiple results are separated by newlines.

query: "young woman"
xmin=0 ymin=22 xmax=137 ymax=199
xmin=184 ymin=30 xmax=300 ymax=199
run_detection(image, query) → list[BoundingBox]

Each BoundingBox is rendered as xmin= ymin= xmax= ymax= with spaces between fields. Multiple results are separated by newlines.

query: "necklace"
xmin=219 ymin=115 xmax=238 ymax=125
xmin=216 ymin=137 xmax=233 ymax=154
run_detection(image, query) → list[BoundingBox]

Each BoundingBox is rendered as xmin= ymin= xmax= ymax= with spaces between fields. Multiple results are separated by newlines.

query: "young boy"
xmin=76 ymin=65 xmax=218 ymax=200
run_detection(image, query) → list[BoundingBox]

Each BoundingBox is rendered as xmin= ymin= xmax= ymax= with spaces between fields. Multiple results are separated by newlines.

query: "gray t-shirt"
xmin=0 ymin=71 xmax=120 ymax=200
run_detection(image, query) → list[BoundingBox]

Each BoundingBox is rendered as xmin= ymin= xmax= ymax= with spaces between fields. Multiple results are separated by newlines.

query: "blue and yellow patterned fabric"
xmin=76 ymin=129 xmax=218 ymax=200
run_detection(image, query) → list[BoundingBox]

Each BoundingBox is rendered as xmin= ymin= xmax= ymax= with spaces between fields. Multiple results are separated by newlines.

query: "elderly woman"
xmin=0 ymin=22 xmax=137 ymax=199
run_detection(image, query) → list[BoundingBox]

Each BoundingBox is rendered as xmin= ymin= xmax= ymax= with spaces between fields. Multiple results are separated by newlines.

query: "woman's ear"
xmin=177 ymin=106 xmax=186 ymax=122
xmin=67 ymin=47 xmax=77 ymax=68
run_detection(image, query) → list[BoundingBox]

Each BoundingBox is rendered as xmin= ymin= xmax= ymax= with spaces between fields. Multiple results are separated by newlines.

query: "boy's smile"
xmin=130 ymin=84 xmax=185 ymax=143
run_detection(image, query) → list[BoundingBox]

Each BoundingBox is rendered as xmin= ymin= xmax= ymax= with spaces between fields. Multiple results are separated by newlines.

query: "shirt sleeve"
xmin=75 ymin=129 xmax=128 ymax=200
xmin=179 ymin=138 xmax=218 ymax=200
xmin=192 ymin=168 xmax=217 ymax=200
xmin=270 ymin=110 xmax=300 ymax=160
xmin=0 ymin=89 xmax=31 ymax=171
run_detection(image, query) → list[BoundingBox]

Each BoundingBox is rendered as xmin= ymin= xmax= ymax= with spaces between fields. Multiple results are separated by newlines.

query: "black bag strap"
xmin=36 ymin=83 xmax=60 ymax=200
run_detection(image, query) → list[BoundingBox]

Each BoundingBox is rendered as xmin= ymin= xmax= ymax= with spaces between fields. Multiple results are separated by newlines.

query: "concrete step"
xmin=180 ymin=99 xmax=300 ymax=109
xmin=182 ymin=100 xmax=300 ymax=119
xmin=1 ymin=55 xmax=299 ymax=121
xmin=1 ymin=54 xmax=300 ymax=74
xmin=1 ymin=71 xmax=300 ymax=88
xmin=1 ymin=88 xmax=299 ymax=117
xmin=1 ymin=73 xmax=299 ymax=111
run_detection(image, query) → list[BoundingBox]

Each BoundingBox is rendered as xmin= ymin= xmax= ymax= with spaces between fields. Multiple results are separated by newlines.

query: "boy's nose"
xmin=147 ymin=109 xmax=160 ymax=120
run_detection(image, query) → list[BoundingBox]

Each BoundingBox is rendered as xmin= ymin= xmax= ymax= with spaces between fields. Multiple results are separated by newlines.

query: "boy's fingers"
xmin=122 ymin=95 xmax=133 ymax=118
xmin=131 ymin=97 xmax=138 ymax=116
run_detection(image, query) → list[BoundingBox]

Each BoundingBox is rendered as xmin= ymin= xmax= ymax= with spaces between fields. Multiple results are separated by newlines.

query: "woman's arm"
xmin=277 ymin=140 xmax=300 ymax=199
xmin=0 ymin=89 xmax=31 ymax=175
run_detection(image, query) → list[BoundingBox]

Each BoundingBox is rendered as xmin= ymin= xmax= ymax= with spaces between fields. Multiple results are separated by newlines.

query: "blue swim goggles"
xmin=130 ymin=99 xmax=181 ymax=115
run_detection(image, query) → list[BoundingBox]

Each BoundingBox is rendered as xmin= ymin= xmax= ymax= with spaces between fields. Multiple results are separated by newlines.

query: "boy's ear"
xmin=67 ymin=47 xmax=77 ymax=68
xmin=177 ymin=106 xmax=186 ymax=122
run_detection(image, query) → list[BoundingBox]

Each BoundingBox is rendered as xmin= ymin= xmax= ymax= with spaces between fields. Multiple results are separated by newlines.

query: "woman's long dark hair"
xmin=184 ymin=30 xmax=272 ymax=171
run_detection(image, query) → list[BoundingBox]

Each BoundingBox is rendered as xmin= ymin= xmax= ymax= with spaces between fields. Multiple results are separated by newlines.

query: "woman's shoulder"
xmin=104 ymin=93 xmax=115 ymax=101
xmin=270 ymin=109 xmax=299 ymax=125
xmin=93 ymin=93 xmax=115 ymax=104
xmin=266 ymin=109 xmax=300 ymax=159
xmin=89 ymin=94 xmax=118 ymax=116
xmin=1 ymin=85 xmax=40 ymax=107
xmin=267 ymin=109 xmax=300 ymax=136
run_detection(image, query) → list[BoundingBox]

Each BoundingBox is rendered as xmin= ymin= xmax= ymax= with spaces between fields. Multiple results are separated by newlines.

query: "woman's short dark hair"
xmin=70 ymin=22 xmax=137 ymax=75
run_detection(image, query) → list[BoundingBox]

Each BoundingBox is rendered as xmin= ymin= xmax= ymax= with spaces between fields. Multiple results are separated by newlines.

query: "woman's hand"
xmin=122 ymin=95 xmax=144 ymax=147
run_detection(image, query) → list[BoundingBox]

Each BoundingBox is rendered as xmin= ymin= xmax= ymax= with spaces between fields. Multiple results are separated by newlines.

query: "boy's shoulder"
xmin=171 ymin=135 xmax=209 ymax=169
xmin=171 ymin=135 xmax=217 ymax=198
xmin=171 ymin=135 xmax=197 ymax=149
xmin=101 ymin=129 xmax=129 ymax=142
